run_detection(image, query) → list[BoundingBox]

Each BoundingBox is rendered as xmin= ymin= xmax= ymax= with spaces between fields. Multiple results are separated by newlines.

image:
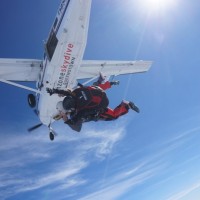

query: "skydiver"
xmin=46 ymin=79 xmax=139 ymax=131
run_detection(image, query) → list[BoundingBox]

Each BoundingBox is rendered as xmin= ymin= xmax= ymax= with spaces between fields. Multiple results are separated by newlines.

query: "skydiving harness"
xmin=47 ymin=85 xmax=109 ymax=115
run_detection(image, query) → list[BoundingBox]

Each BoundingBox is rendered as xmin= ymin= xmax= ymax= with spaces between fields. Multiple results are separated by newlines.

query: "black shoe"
xmin=110 ymin=81 xmax=120 ymax=86
xmin=129 ymin=102 xmax=140 ymax=113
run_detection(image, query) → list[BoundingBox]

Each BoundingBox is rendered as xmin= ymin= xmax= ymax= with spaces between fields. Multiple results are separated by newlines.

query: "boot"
xmin=128 ymin=101 xmax=140 ymax=113
xmin=122 ymin=100 xmax=140 ymax=113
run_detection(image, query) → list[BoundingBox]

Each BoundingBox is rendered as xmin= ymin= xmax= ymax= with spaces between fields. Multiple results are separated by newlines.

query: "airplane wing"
xmin=0 ymin=58 xmax=152 ymax=81
xmin=77 ymin=60 xmax=153 ymax=79
xmin=0 ymin=58 xmax=41 ymax=81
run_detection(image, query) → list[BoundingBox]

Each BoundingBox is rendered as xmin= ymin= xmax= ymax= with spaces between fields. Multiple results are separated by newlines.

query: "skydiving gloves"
xmin=46 ymin=88 xmax=72 ymax=96
xmin=110 ymin=81 xmax=120 ymax=86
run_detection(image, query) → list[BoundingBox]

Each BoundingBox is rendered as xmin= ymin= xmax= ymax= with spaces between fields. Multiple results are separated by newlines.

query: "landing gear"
xmin=28 ymin=124 xmax=56 ymax=141
xmin=48 ymin=125 xmax=56 ymax=141
xmin=49 ymin=131 xmax=55 ymax=141
xmin=28 ymin=94 xmax=36 ymax=108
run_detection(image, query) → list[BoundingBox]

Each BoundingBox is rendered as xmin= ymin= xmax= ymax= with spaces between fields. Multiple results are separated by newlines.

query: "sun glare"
xmin=142 ymin=0 xmax=177 ymax=13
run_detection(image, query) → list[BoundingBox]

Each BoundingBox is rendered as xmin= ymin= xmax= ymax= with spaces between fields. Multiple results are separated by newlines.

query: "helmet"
xmin=63 ymin=96 xmax=75 ymax=111
xmin=56 ymin=101 xmax=66 ymax=113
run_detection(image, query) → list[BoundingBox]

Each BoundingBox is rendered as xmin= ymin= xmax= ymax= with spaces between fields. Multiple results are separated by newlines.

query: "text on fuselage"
xmin=57 ymin=43 xmax=75 ymax=89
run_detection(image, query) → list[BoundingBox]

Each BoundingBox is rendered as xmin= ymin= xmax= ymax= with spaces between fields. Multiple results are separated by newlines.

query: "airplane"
xmin=0 ymin=0 xmax=152 ymax=141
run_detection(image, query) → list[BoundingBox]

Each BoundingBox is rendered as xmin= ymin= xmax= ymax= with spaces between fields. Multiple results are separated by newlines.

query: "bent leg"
xmin=100 ymin=102 xmax=129 ymax=121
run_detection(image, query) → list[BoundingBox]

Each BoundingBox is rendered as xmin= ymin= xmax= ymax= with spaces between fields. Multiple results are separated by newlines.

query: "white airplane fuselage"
xmin=37 ymin=0 xmax=92 ymax=125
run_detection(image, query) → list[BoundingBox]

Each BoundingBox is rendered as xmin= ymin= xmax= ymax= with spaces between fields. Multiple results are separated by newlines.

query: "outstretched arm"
xmin=46 ymin=88 xmax=72 ymax=96
xmin=97 ymin=81 xmax=120 ymax=90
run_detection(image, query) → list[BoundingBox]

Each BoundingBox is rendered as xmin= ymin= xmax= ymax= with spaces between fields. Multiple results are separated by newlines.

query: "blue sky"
xmin=0 ymin=0 xmax=200 ymax=200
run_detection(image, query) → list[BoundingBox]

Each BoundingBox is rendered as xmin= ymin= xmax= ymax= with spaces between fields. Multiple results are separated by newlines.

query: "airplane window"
xmin=46 ymin=30 xmax=58 ymax=60
xmin=53 ymin=18 xmax=58 ymax=29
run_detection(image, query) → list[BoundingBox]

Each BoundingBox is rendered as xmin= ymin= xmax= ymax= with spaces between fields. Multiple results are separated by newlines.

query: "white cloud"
xmin=76 ymin=125 xmax=200 ymax=200
xmin=79 ymin=159 xmax=164 ymax=200
xmin=16 ymin=160 xmax=87 ymax=193
xmin=0 ymin=122 xmax=125 ymax=199
xmin=2 ymin=120 xmax=198 ymax=200
xmin=166 ymin=182 xmax=200 ymax=200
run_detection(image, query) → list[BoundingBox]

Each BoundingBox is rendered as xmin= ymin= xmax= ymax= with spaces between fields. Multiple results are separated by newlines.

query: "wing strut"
xmin=81 ymin=76 xmax=99 ymax=86
xmin=0 ymin=78 xmax=41 ymax=94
